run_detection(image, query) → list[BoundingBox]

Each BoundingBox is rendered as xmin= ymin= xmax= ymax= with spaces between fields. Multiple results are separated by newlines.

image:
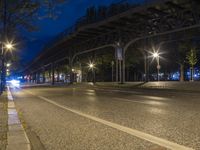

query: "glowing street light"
xmin=152 ymin=52 xmax=160 ymax=81
xmin=153 ymin=52 xmax=159 ymax=58
xmin=88 ymin=62 xmax=95 ymax=83
xmin=1 ymin=41 xmax=15 ymax=92
xmin=88 ymin=62 xmax=95 ymax=70
xmin=6 ymin=63 xmax=11 ymax=67
xmin=5 ymin=42 xmax=14 ymax=50
xmin=89 ymin=63 xmax=94 ymax=69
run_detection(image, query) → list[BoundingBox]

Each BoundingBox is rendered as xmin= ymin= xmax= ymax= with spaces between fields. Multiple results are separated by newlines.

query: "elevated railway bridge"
xmin=23 ymin=0 xmax=200 ymax=84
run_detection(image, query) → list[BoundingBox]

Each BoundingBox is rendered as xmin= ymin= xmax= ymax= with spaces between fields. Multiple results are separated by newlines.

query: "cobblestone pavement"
xmin=0 ymin=93 xmax=8 ymax=150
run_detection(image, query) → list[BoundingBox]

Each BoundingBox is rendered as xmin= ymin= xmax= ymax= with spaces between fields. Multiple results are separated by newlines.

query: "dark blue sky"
xmin=20 ymin=0 xmax=144 ymax=64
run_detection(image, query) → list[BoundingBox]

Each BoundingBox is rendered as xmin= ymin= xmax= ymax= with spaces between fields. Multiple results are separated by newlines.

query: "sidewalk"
xmin=0 ymin=93 xmax=8 ymax=150
xmin=94 ymin=81 xmax=200 ymax=92
xmin=20 ymin=82 xmax=69 ymax=88
xmin=6 ymin=87 xmax=31 ymax=150
xmin=20 ymin=81 xmax=200 ymax=92
xmin=0 ymin=88 xmax=31 ymax=150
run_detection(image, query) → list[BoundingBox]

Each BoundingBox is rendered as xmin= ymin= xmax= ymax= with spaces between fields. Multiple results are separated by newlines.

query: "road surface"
xmin=10 ymin=85 xmax=200 ymax=150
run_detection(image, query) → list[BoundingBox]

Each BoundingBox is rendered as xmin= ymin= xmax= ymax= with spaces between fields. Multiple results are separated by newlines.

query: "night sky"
xmin=19 ymin=0 xmax=144 ymax=64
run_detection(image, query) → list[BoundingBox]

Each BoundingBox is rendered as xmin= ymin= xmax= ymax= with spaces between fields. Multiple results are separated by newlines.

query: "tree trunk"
xmin=191 ymin=66 xmax=194 ymax=82
xmin=57 ymin=70 xmax=60 ymax=82
xmin=134 ymin=71 xmax=136 ymax=81
xmin=180 ymin=64 xmax=184 ymax=82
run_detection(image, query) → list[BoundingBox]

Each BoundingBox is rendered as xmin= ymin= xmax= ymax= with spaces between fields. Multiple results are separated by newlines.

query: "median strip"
xmin=26 ymin=90 xmax=193 ymax=150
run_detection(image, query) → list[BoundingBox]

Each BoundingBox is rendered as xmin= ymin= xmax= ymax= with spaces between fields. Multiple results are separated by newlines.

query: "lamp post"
xmin=111 ymin=61 xmax=114 ymax=82
xmin=71 ymin=68 xmax=75 ymax=83
xmin=153 ymin=52 xmax=160 ymax=81
xmin=1 ymin=42 xmax=14 ymax=92
xmin=5 ymin=43 xmax=14 ymax=50
xmin=88 ymin=62 xmax=95 ymax=83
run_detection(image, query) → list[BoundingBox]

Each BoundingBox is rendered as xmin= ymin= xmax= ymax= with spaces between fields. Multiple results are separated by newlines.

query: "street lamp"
xmin=89 ymin=63 xmax=94 ymax=69
xmin=71 ymin=68 xmax=76 ymax=83
xmin=153 ymin=52 xmax=159 ymax=58
xmin=153 ymin=52 xmax=160 ymax=81
xmin=1 ymin=42 xmax=14 ymax=52
xmin=1 ymin=41 xmax=15 ymax=92
xmin=88 ymin=62 xmax=95 ymax=83
xmin=5 ymin=42 xmax=14 ymax=50
xmin=111 ymin=61 xmax=114 ymax=82
xmin=88 ymin=62 xmax=94 ymax=70
xmin=6 ymin=63 xmax=11 ymax=67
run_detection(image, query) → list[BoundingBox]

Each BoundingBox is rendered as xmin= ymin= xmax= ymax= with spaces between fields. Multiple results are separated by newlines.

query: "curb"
xmin=6 ymin=87 xmax=31 ymax=150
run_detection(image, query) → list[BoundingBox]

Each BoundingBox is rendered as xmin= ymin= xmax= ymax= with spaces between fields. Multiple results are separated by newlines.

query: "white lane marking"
xmin=113 ymin=97 xmax=165 ymax=106
xmin=25 ymin=90 xmax=193 ymax=150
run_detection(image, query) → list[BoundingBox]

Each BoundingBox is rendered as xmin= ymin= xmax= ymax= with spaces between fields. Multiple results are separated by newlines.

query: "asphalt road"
xmin=10 ymin=85 xmax=200 ymax=150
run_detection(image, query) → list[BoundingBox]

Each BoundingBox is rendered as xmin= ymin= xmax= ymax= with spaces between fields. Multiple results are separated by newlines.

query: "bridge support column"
xmin=69 ymin=59 xmax=73 ymax=84
xmin=30 ymin=74 xmax=33 ymax=83
xmin=122 ymin=56 xmax=125 ymax=84
xmin=51 ymin=63 xmax=55 ymax=85
xmin=57 ymin=70 xmax=60 ymax=82
xmin=42 ymin=68 xmax=46 ymax=83
xmin=34 ymin=73 xmax=37 ymax=83
xmin=115 ymin=44 xmax=125 ymax=84
xmin=119 ymin=58 xmax=125 ymax=84
xmin=144 ymin=53 xmax=149 ymax=82
xmin=36 ymin=72 xmax=40 ymax=84
xmin=119 ymin=60 xmax=122 ymax=83
xmin=116 ymin=60 xmax=118 ymax=82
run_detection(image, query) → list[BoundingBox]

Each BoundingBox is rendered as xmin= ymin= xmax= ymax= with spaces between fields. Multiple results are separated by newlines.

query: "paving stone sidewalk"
xmin=6 ymin=87 xmax=31 ymax=150
xmin=0 ymin=93 xmax=8 ymax=150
